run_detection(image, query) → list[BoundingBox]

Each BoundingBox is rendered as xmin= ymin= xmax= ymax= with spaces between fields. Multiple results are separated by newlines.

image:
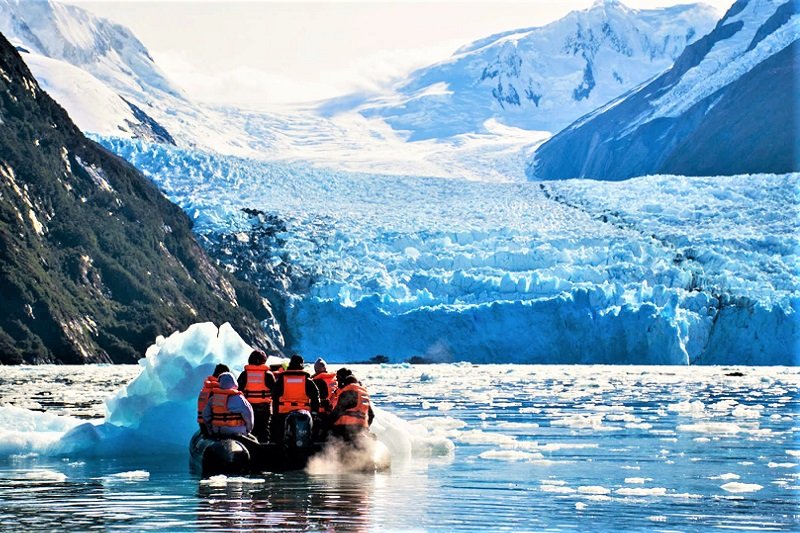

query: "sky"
xmin=70 ymin=0 xmax=736 ymax=107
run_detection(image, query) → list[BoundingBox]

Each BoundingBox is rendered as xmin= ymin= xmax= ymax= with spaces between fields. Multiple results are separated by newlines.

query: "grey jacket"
xmin=202 ymin=372 xmax=254 ymax=436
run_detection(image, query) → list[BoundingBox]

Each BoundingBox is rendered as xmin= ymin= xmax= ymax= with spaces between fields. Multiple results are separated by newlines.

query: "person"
xmin=197 ymin=363 xmax=230 ymax=435
xmin=330 ymin=372 xmax=374 ymax=443
xmin=311 ymin=358 xmax=337 ymax=416
xmin=272 ymin=355 xmax=320 ymax=442
xmin=202 ymin=372 xmax=255 ymax=439
xmin=238 ymin=349 xmax=275 ymax=443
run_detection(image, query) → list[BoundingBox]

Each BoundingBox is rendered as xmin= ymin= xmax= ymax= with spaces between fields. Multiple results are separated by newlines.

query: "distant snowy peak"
xmin=0 ymin=0 xmax=183 ymax=101
xmin=349 ymin=1 xmax=718 ymax=140
xmin=528 ymin=0 xmax=799 ymax=181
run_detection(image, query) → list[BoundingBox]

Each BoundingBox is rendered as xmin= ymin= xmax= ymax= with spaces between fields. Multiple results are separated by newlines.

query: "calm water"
xmin=0 ymin=364 xmax=798 ymax=531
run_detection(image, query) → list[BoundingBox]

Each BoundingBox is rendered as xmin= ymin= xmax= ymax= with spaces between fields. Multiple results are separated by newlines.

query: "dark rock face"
xmin=528 ymin=0 xmax=799 ymax=181
xmin=0 ymin=33 xmax=277 ymax=363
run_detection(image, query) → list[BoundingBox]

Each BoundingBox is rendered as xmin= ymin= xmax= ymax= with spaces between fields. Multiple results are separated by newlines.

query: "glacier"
xmin=98 ymin=138 xmax=799 ymax=365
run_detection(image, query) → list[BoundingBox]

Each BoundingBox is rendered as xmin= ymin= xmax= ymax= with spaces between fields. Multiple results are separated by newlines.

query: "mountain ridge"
xmin=0 ymin=31 xmax=279 ymax=363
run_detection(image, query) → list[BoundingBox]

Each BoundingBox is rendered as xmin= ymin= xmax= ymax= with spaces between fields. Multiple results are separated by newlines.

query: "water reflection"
xmin=195 ymin=471 xmax=375 ymax=532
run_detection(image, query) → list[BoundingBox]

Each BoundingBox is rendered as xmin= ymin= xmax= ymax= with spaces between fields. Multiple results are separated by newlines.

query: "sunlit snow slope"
xmin=335 ymin=0 xmax=717 ymax=140
xmin=100 ymin=138 xmax=799 ymax=365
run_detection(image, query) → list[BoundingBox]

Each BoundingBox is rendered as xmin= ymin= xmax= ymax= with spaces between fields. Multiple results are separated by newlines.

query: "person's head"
xmin=212 ymin=364 xmax=230 ymax=378
xmin=248 ymin=349 xmax=267 ymax=366
xmin=218 ymin=372 xmax=237 ymax=390
xmin=344 ymin=375 xmax=359 ymax=386
xmin=336 ymin=367 xmax=352 ymax=387
xmin=314 ymin=358 xmax=327 ymax=374
xmin=288 ymin=354 xmax=304 ymax=370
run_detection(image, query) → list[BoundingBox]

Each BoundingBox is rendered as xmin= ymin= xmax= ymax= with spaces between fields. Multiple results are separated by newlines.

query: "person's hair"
xmin=344 ymin=375 xmax=359 ymax=386
xmin=249 ymin=349 xmax=267 ymax=365
xmin=288 ymin=354 xmax=304 ymax=370
xmin=336 ymin=367 xmax=352 ymax=385
xmin=212 ymin=363 xmax=230 ymax=377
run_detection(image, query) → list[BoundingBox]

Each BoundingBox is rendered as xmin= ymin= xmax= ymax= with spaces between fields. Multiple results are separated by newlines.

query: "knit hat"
xmin=218 ymin=372 xmax=237 ymax=389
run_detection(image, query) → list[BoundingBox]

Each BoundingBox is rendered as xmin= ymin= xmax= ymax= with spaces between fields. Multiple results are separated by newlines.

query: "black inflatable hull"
xmin=189 ymin=430 xmax=321 ymax=476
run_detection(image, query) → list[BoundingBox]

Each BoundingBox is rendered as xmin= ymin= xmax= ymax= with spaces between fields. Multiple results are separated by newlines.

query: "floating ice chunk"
xmin=624 ymin=477 xmax=652 ymax=484
xmin=787 ymin=450 xmax=800 ymax=457
xmin=575 ymin=502 xmax=587 ymax=510
xmin=767 ymin=462 xmax=797 ymax=468
xmin=648 ymin=516 xmax=667 ymax=522
xmin=578 ymin=486 xmax=611 ymax=495
xmin=550 ymin=414 xmax=605 ymax=429
xmin=479 ymin=450 xmax=544 ymax=461
xmin=456 ymin=430 xmax=517 ymax=447
xmin=721 ymin=482 xmax=763 ymax=493
xmin=677 ymin=422 xmax=742 ymax=434
xmin=616 ymin=487 xmax=667 ymax=496
xmin=668 ymin=401 xmax=705 ymax=416
xmin=693 ymin=437 xmax=711 ymax=443
xmin=540 ymin=484 xmax=576 ymax=494
xmin=21 ymin=470 xmax=67 ymax=482
xmin=102 ymin=470 xmax=150 ymax=481
xmin=709 ymin=473 xmax=740 ymax=480
xmin=732 ymin=405 xmax=763 ymax=418
xmin=540 ymin=479 xmax=567 ymax=486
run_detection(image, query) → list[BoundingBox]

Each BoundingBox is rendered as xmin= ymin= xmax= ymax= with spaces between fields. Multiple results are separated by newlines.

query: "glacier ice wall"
xmin=99 ymin=138 xmax=799 ymax=365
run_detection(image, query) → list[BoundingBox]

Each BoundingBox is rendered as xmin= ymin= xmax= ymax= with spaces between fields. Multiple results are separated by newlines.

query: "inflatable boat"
xmin=189 ymin=411 xmax=390 ymax=476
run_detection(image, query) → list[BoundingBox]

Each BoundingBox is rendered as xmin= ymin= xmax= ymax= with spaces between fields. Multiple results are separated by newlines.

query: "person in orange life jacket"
xmin=202 ymin=372 xmax=254 ymax=438
xmin=311 ymin=358 xmax=337 ymax=439
xmin=311 ymin=358 xmax=337 ymax=415
xmin=330 ymin=373 xmax=374 ymax=443
xmin=197 ymin=363 xmax=230 ymax=436
xmin=237 ymin=349 xmax=276 ymax=443
xmin=271 ymin=355 xmax=320 ymax=442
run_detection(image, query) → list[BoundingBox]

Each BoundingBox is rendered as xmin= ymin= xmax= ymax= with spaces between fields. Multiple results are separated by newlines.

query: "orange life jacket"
xmin=242 ymin=364 xmax=272 ymax=405
xmin=197 ymin=375 xmax=218 ymax=424
xmin=332 ymin=383 xmax=370 ymax=428
xmin=312 ymin=371 xmax=337 ymax=413
xmin=276 ymin=370 xmax=311 ymax=414
xmin=209 ymin=388 xmax=246 ymax=429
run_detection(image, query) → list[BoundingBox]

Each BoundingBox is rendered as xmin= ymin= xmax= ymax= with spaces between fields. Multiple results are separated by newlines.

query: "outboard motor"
xmin=283 ymin=410 xmax=314 ymax=452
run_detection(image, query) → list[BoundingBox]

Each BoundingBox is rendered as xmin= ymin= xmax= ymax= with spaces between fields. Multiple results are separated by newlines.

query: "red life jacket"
xmin=197 ymin=375 xmax=218 ymax=424
xmin=209 ymin=388 xmax=246 ymax=429
xmin=242 ymin=364 xmax=272 ymax=405
xmin=276 ymin=370 xmax=311 ymax=414
xmin=332 ymin=383 xmax=370 ymax=428
xmin=312 ymin=371 xmax=337 ymax=413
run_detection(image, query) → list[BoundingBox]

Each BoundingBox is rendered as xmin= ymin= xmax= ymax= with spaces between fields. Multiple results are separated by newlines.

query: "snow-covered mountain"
xmin=528 ymin=0 xmax=799 ymax=181
xmin=335 ymin=0 xmax=718 ymax=140
xmin=0 ymin=0 xmax=255 ymax=154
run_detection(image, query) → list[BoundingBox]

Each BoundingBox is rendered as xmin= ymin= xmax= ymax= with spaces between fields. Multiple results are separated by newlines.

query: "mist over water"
xmin=0 ymin=359 xmax=797 ymax=531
